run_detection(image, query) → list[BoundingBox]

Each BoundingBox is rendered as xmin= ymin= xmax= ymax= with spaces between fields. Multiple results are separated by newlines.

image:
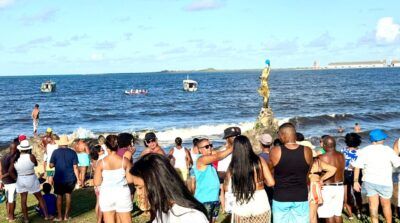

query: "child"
xmin=36 ymin=183 xmax=56 ymax=217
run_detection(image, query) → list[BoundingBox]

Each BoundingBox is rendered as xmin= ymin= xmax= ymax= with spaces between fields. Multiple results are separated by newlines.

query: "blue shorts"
xmin=362 ymin=181 xmax=393 ymax=199
xmin=272 ymin=200 xmax=309 ymax=223
xmin=203 ymin=201 xmax=220 ymax=220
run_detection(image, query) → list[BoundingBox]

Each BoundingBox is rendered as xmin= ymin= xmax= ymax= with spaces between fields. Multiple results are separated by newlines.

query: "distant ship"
xmin=183 ymin=76 xmax=198 ymax=92
xmin=41 ymin=81 xmax=56 ymax=93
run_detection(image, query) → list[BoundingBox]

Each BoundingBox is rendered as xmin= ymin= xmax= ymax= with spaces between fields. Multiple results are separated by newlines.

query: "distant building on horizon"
xmin=327 ymin=60 xmax=387 ymax=69
xmin=391 ymin=59 xmax=400 ymax=67
xmin=312 ymin=60 xmax=320 ymax=69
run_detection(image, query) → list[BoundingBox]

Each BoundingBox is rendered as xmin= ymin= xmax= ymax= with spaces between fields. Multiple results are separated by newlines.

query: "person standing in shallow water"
xmin=269 ymin=123 xmax=313 ymax=223
xmin=317 ymin=136 xmax=345 ymax=223
xmin=31 ymin=104 xmax=39 ymax=136
xmin=354 ymin=123 xmax=361 ymax=133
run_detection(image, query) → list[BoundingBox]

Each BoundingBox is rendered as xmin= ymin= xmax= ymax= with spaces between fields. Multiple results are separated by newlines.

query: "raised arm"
xmin=185 ymin=149 xmax=193 ymax=167
xmin=197 ymin=147 xmax=233 ymax=168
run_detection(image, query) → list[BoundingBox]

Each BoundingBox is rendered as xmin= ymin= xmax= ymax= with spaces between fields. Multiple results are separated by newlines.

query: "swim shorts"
xmin=203 ymin=201 xmax=220 ymax=220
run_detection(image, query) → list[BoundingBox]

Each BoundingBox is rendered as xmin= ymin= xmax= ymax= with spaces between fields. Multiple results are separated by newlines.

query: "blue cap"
xmin=265 ymin=59 xmax=270 ymax=66
xmin=369 ymin=129 xmax=387 ymax=142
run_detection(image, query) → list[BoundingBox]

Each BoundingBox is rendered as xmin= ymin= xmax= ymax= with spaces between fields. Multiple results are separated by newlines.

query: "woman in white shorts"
xmin=94 ymin=135 xmax=133 ymax=223
xmin=10 ymin=140 xmax=50 ymax=222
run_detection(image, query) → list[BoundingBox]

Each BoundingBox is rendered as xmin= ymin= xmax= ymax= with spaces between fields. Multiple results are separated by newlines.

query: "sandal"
xmin=53 ymin=218 xmax=63 ymax=222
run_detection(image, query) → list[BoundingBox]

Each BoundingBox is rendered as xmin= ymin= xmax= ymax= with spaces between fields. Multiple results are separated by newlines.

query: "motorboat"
xmin=125 ymin=89 xmax=148 ymax=95
xmin=183 ymin=76 xmax=198 ymax=92
xmin=40 ymin=81 xmax=56 ymax=93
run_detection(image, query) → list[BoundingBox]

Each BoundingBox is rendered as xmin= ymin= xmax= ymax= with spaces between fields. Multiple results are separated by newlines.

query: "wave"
xmin=284 ymin=111 xmax=400 ymax=127
xmin=65 ymin=122 xmax=255 ymax=145
xmin=138 ymin=122 xmax=255 ymax=144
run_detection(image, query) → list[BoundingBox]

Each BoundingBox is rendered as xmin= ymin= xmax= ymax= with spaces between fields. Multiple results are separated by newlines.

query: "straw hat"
xmin=56 ymin=135 xmax=71 ymax=146
xmin=17 ymin=140 xmax=32 ymax=151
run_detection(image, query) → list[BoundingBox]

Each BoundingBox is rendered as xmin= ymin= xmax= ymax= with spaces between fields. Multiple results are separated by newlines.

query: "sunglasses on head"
xmin=146 ymin=139 xmax=156 ymax=144
xmin=200 ymin=144 xmax=213 ymax=149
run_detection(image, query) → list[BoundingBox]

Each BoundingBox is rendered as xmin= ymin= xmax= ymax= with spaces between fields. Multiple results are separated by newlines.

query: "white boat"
xmin=124 ymin=89 xmax=148 ymax=95
xmin=40 ymin=81 xmax=56 ymax=93
xmin=183 ymin=76 xmax=198 ymax=92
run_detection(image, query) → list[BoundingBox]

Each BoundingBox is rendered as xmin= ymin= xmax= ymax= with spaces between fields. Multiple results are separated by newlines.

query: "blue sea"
xmin=1 ymin=68 xmax=399 ymax=150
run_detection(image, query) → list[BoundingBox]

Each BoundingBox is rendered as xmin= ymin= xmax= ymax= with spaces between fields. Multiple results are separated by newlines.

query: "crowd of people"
xmin=1 ymin=123 xmax=400 ymax=223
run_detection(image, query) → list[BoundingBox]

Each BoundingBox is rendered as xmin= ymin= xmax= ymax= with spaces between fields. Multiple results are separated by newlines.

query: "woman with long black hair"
xmin=224 ymin=135 xmax=275 ymax=222
xmin=130 ymin=153 xmax=208 ymax=223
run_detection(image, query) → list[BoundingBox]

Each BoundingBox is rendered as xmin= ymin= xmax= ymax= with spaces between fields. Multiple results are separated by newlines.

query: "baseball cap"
xmin=145 ymin=132 xmax=157 ymax=142
xmin=46 ymin=128 xmax=52 ymax=133
xmin=259 ymin=134 xmax=272 ymax=145
xmin=223 ymin=127 xmax=241 ymax=139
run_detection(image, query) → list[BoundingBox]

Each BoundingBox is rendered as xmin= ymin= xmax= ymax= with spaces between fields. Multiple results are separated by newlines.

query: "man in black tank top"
xmin=270 ymin=123 xmax=313 ymax=223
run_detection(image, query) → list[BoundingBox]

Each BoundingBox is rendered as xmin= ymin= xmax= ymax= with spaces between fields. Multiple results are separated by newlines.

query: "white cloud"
xmin=0 ymin=0 xmax=14 ymax=8
xmin=376 ymin=17 xmax=400 ymax=43
xmin=91 ymin=53 xmax=104 ymax=61
xmin=185 ymin=0 xmax=222 ymax=11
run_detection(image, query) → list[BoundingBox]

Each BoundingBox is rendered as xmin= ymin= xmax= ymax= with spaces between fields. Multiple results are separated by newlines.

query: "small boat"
xmin=183 ymin=76 xmax=198 ymax=92
xmin=40 ymin=81 xmax=56 ymax=93
xmin=124 ymin=89 xmax=148 ymax=95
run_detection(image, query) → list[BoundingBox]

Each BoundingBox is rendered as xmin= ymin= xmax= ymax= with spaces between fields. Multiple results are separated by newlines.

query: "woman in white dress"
xmin=10 ymin=140 xmax=50 ymax=222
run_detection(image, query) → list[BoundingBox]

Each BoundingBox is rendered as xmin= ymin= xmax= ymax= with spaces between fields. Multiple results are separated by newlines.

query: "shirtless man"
xmin=354 ymin=123 xmax=361 ymax=133
xmin=31 ymin=104 xmax=40 ymax=136
xmin=317 ymin=136 xmax=345 ymax=223
xmin=140 ymin=132 xmax=166 ymax=156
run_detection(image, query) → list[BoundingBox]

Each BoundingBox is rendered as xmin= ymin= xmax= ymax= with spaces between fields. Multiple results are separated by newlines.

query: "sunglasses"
xmin=200 ymin=144 xmax=213 ymax=149
xmin=146 ymin=138 xmax=156 ymax=144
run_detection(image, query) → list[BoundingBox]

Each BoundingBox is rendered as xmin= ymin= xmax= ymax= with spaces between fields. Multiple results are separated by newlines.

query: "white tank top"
xmin=172 ymin=147 xmax=187 ymax=169
xmin=14 ymin=154 xmax=35 ymax=176
xmin=101 ymin=157 xmax=127 ymax=188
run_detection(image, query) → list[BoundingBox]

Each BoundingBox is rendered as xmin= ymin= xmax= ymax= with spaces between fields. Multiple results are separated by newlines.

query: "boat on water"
xmin=40 ymin=81 xmax=56 ymax=93
xmin=124 ymin=89 xmax=148 ymax=95
xmin=183 ymin=76 xmax=198 ymax=92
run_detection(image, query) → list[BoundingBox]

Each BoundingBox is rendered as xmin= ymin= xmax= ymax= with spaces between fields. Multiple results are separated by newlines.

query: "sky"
xmin=0 ymin=0 xmax=399 ymax=76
